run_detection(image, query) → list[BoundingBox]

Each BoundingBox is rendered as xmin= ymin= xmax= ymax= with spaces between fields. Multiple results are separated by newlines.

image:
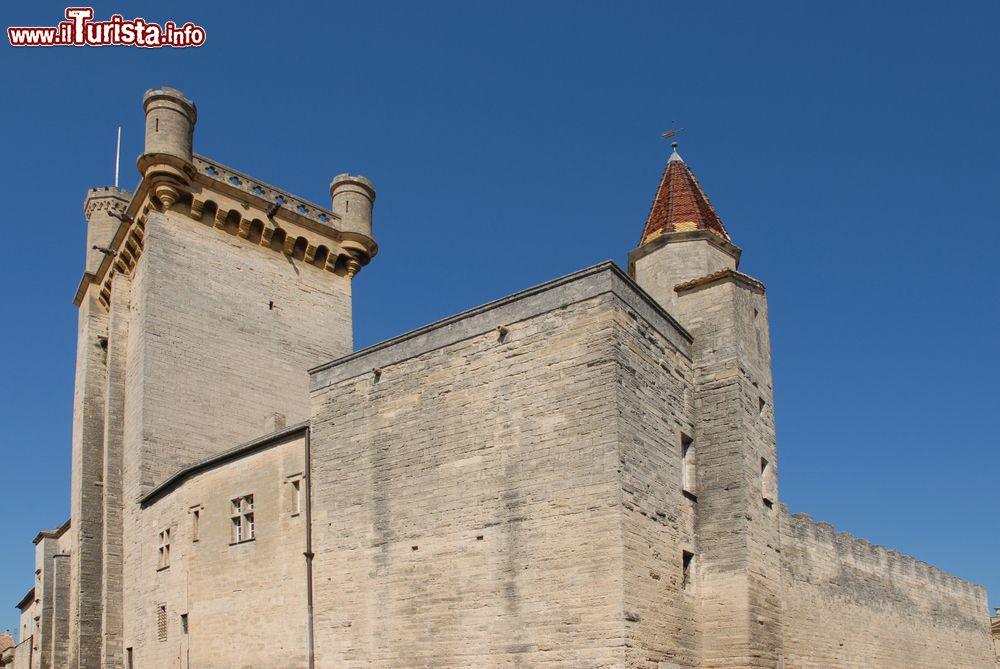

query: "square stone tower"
xmin=629 ymin=143 xmax=783 ymax=667
xmin=67 ymin=87 xmax=378 ymax=669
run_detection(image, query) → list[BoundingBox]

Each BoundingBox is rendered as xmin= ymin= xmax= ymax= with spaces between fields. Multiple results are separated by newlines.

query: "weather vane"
xmin=661 ymin=121 xmax=685 ymax=148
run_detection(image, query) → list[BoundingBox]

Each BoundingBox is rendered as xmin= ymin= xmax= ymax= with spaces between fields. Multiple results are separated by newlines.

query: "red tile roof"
xmin=0 ymin=632 xmax=14 ymax=653
xmin=639 ymin=146 xmax=730 ymax=246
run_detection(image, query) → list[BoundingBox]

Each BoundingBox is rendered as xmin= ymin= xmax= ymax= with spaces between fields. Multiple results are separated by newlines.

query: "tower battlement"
xmin=75 ymin=86 xmax=379 ymax=309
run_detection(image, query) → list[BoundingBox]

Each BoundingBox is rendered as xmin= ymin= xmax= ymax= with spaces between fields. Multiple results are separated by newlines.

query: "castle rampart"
xmin=780 ymin=509 xmax=993 ymax=668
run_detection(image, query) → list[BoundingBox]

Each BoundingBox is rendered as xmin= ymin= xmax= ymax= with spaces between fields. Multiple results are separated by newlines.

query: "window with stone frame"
xmin=190 ymin=506 xmax=201 ymax=542
xmin=156 ymin=605 xmax=167 ymax=642
xmin=157 ymin=528 xmax=170 ymax=569
xmin=230 ymin=494 xmax=255 ymax=543
xmin=680 ymin=433 xmax=696 ymax=497
xmin=290 ymin=476 xmax=303 ymax=516
xmin=761 ymin=457 xmax=775 ymax=508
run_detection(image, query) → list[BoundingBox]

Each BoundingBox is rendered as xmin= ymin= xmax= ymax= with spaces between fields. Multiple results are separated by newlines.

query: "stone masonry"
xmin=8 ymin=88 xmax=996 ymax=669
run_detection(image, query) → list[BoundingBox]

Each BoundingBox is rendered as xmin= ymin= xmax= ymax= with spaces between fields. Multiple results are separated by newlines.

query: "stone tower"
xmin=629 ymin=143 xmax=783 ymax=667
xmin=66 ymin=86 xmax=378 ymax=669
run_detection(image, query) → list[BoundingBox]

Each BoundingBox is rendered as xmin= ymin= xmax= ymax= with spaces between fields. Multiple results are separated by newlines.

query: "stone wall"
xmin=127 ymin=431 xmax=308 ymax=669
xmin=612 ymin=300 xmax=700 ymax=668
xmin=308 ymin=263 xmax=703 ymax=669
xmin=120 ymin=207 xmax=354 ymax=666
xmin=310 ymin=281 xmax=637 ymax=668
xmin=11 ymin=639 xmax=32 ymax=669
xmin=780 ymin=511 xmax=995 ymax=669
xmin=128 ymin=208 xmax=353 ymax=493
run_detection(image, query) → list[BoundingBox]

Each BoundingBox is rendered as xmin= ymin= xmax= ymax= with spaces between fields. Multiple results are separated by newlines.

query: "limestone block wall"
xmin=129 ymin=209 xmax=353 ymax=492
xmin=68 ymin=290 xmax=108 ymax=669
xmin=310 ymin=289 xmax=632 ymax=669
xmin=611 ymin=301 xmax=700 ymax=668
xmin=668 ymin=275 xmax=783 ymax=669
xmin=49 ymin=554 xmax=71 ymax=669
xmin=127 ymin=432 xmax=308 ymax=669
xmin=11 ymin=638 xmax=32 ymax=669
xmin=120 ymin=208 xmax=353 ymax=663
xmin=780 ymin=511 xmax=994 ymax=669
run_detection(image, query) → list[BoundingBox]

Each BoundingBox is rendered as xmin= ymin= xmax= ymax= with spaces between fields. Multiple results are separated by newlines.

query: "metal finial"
xmin=672 ymin=141 xmax=678 ymax=149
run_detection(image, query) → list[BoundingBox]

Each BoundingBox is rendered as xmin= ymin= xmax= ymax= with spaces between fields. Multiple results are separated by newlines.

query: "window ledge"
xmin=156 ymin=565 xmax=170 ymax=572
xmin=229 ymin=538 xmax=256 ymax=546
xmin=682 ymin=490 xmax=698 ymax=502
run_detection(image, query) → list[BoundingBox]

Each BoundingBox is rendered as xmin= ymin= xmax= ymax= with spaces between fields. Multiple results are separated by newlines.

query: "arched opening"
xmin=312 ymin=245 xmax=329 ymax=269
xmin=201 ymin=200 xmax=218 ymax=227
xmin=223 ymin=210 xmax=241 ymax=236
xmin=247 ymin=219 xmax=264 ymax=244
xmin=269 ymin=227 xmax=287 ymax=253
xmin=292 ymin=236 xmax=308 ymax=260
xmin=313 ymin=245 xmax=330 ymax=269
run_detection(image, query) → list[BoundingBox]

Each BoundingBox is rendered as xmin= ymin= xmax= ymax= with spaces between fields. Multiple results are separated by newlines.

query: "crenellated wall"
xmin=780 ymin=510 xmax=994 ymax=669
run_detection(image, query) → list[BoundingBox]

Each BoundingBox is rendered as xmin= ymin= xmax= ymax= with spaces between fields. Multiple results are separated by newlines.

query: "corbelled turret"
xmin=136 ymin=87 xmax=197 ymax=210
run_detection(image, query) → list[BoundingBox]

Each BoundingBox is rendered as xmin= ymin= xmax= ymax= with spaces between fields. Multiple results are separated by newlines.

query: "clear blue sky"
xmin=1 ymin=1 xmax=997 ymax=635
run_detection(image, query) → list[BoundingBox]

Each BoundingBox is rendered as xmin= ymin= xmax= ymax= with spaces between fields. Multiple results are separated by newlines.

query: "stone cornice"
xmin=627 ymin=228 xmax=742 ymax=276
xmin=32 ymin=518 xmax=71 ymax=545
xmin=673 ymin=268 xmax=765 ymax=294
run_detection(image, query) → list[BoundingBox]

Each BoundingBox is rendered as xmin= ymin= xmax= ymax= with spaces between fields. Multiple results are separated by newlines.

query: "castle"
xmin=8 ymin=87 xmax=996 ymax=669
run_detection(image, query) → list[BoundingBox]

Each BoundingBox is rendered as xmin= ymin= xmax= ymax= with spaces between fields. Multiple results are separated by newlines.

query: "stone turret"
xmin=82 ymin=187 xmax=131 ymax=276
xmin=136 ymin=87 xmax=197 ymax=210
xmin=629 ymin=143 xmax=741 ymax=320
xmin=630 ymin=144 xmax=783 ymax=667
xmin=330 ymin=174 xmax=376 ymax=277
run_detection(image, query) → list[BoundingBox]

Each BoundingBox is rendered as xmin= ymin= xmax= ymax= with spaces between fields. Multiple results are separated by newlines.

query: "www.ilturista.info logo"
xmin=8 ymin=7 xmax=206 ymax=48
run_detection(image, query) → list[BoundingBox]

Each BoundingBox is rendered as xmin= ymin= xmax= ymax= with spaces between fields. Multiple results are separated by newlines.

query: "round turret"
xmin=82 ymin=186 xmax=132 ymax=275
xmin=330 ymin=174 xmax=376 ymax=278
xmin=330 ymin=174 xmax=376 ymax=238
xmin=136 ymin=87 xmax=197 ymax=210
xmin=140 ymin=87 xmax=197 ymax=164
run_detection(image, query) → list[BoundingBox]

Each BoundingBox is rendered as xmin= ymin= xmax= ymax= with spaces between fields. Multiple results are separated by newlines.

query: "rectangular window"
xmin=230 ymin=495 xmax=255 ymax=543
xmin=761 ymin=457 xmax=774 ymax=508
xmin=157 ymin=605 xmax=167 ymax=642
xmin=126 ymin=648 xmax=133 ymax=669
xmin=682 ymin=551 xmax=694 ymax=591
xmin=291 ymin=478 xmax=302 ymax=516
xmin=680 ymin=433 xmax=695 ymax=496
xmin=157 ymin=529 xmax=170 ymax=569
xmin=180 ymin=613 xmax=188 ymax=635
xmin=190 ymin=507 xmax=201 ymax=542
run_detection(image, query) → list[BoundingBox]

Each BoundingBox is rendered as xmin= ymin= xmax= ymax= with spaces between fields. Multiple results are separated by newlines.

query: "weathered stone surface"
xmin=11 ymin=87 xmax=996 ymax=669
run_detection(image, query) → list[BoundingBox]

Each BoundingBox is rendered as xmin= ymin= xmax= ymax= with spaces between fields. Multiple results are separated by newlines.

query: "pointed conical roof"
xmin=639 ymin=146 xmax=731 ymax=246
